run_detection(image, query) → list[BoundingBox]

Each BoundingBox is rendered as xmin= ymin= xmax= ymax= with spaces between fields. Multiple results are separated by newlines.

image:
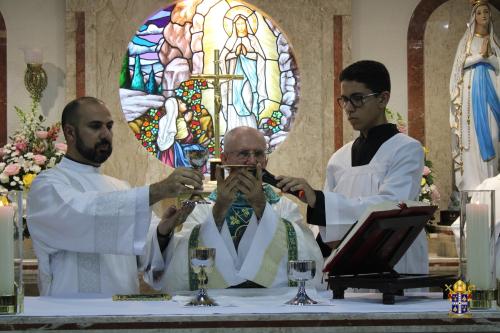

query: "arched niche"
xmin=407 ymin=0 xmax=500 ymax=209
xmin=0 ymin=11 xmax=6 ymax=146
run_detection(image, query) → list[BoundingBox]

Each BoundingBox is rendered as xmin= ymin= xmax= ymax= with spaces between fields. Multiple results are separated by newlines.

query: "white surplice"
xmin=321 ymin=133 xmax=427 ymax=274
xmin=146 ymin=194 xmax=324 ymax=293
xmin=27 ymin=157 xmax=166 ymax=297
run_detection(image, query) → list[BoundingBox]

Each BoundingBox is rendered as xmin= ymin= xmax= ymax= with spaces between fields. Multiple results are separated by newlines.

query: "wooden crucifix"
xmin=190 ymin=49 xmax=243 ymax=160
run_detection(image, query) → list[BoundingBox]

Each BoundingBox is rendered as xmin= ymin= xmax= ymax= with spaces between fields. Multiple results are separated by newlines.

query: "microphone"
xmin=262 ymin=169 xmax=305 ymax=199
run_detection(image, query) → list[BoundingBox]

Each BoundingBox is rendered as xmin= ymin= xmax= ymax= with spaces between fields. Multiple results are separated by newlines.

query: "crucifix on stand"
xmin=190 ymin=49 xmax=243 ymax=179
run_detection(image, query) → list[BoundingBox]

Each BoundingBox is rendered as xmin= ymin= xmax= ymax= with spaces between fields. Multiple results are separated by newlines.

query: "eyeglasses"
xmin=336 ymin=92 xmax=379 ymax=109
xmin=229 ymin=149 xmax=267 ymax=160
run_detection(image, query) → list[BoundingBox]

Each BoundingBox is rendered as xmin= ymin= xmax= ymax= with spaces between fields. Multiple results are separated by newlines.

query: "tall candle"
xmin=0 ymin=204 xmax=14 ymax=295
xmin=465 ymin=202 xmax=491 ymax=289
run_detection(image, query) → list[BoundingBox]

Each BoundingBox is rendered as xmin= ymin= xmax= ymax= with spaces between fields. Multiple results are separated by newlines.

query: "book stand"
xmin=325 ymin=206 xmax=457 ymax=304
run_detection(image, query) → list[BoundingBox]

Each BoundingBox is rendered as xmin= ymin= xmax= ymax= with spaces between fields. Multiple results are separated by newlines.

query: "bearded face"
xmin=75 ymin=127 xmax=113 ymax=164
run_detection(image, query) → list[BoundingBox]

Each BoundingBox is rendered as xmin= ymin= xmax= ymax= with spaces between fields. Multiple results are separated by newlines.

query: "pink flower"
xmin=36 ymin=131 xmax=48 ymax=139
xmin=397 ymin=125 xmax=407 ymax=134
xmin=14 ymin=140 xmax=28 ymax=152
xmin=4 ymin=163 xmax=21 ymax=176
xmin=430 ymin=184 xmax=440 ymax=203
xmin=55 ymin=142 xmax=67 ymax=153
xmin=423 ymin=166 xmax=431 ymax=176
xmin=33 ymin=154 xmax=47 ymax=165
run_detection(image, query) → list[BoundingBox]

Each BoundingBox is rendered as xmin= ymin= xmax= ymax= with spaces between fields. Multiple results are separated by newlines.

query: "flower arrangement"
xmin=385 ymin=108 xmax=440 ymax=206
xmin=0 ymin=102 xmax=66 ymax=194
xmin=420 ymin=147 xmax=440 ymax=206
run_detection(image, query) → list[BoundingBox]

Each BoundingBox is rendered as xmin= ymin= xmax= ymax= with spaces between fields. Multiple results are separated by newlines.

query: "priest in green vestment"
xmin=145 ymin=126 xmax=323 ymax=292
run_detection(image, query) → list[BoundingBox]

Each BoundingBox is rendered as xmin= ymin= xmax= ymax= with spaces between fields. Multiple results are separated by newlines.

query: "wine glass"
xmin=186 ymin=247 xmax=218 ymax=306
xmin=285 ymin=260 xmax=318 ymax=305
xmin=184 ymin=147 xmax=210 ymax=204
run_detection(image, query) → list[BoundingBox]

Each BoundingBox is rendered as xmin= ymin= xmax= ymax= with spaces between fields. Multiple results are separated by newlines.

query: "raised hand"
xmin=237 ymin=164 xmax=266 ymax=219
xmin=150 ymin=168 xmax=204 ymax=205
xmin=212 ymin=166 xmax=240 ymax=230
xmin=275 ymin=175 xmax=317 ymax=207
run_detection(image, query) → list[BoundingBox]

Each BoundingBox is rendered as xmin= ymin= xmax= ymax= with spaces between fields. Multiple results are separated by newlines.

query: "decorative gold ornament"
xmin=469 ymin=0 xmax=489 ymax=7
xmin=24 ymin=64 xmax=47 ymax=103
xmin=447 ymin=279 xmax=473 ymax=317
xmin=469 ymin=0 xmax=489 ymax=10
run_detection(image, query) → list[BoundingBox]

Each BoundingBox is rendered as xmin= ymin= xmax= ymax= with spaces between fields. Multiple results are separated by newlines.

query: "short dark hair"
xmin=339 ymin=60 xmax=391 ymax=93
xmin=61 ymin=96 xmax=104 ymax=127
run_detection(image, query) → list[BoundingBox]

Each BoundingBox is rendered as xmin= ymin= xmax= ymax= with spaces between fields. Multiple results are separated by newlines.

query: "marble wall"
xmin=0 ymin=0 xmax=66 ymax=136
xmin=65 ymin=0 xmax=350 ymax=213
xmin=424 ymin=0 xmax=500 ymax=210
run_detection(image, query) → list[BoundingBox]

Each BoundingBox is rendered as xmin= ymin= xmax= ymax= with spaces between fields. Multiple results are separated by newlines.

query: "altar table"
xmin=1 ymin=289 xmax=499 ymax=332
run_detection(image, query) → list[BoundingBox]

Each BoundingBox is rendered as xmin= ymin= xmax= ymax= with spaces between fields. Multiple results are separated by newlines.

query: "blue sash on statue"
xmin=471 ymin=62 xmax=500 ymax=161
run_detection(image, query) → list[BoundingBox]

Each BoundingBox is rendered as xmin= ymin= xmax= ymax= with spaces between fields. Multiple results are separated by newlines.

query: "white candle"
xmin=0 ymin=203 xmax=14 ymax=295
xmin=465 ymin=202 xmax=491 ymax=289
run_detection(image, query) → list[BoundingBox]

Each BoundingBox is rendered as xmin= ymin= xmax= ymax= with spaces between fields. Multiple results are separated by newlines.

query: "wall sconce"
xmin=23 ymin=48 xmax=47 ymax=103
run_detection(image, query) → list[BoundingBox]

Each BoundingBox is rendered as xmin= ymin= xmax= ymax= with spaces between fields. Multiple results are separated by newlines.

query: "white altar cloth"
xmin=18 ymin=288 xmax=454 ymax=317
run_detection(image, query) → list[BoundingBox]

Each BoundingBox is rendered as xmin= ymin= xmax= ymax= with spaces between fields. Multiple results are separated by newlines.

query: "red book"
xmin=323 ymin=201 xmax=436 ymax=275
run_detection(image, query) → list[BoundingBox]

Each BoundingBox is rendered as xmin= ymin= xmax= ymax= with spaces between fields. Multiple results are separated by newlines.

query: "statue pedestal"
xmin=427 ymin=224 xmax=459 ymax=278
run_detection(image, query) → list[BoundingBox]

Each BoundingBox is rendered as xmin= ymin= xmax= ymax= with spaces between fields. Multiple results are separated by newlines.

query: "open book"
xmin=323 ymin=201 xmax=436 ymax=275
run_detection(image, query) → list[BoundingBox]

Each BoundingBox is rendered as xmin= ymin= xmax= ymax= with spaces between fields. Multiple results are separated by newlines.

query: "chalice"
xmin=184 ymin=147 xmax=210 ymax=204
xmin=186 ymin=247 xmax=218 ymax=306
xmin=285 ymin=260 xmax=318 ymax=305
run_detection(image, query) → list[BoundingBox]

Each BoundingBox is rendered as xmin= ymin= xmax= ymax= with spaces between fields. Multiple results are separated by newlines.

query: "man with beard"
xmin=27 ymin=97 xmax=203 ymax=297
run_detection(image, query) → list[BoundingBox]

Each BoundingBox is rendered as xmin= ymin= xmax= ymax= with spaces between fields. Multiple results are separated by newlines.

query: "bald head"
xmin=224 ymin=127 xmax=266 ymax=153
xmin=222 ymin=126 xmax=268 ymax=167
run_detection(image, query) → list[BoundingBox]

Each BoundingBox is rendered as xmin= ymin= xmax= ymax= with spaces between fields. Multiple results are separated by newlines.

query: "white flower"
xmin=47 ymin=157 xmax=56 ymax=168
xmin=25 ymin=152 xmax=34 ymax=159
xmin=0 ymin=162 xmax=5 ymax=170
xmin=10 ymin=181 xmax=16 ymax=186
xmin=30 ymin=165 xmax=41 ymax=173
xmin=13 ymin=176 xmax=19 ymax=181
xmin=0 ymin=173 xmax=8 ymax=183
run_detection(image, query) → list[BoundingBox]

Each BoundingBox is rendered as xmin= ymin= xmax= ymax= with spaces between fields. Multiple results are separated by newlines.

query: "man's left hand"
xmin=237 ymin=164 xmax=266 ymax=219
xmin=157 ymin=202 xmax=195 ymax=237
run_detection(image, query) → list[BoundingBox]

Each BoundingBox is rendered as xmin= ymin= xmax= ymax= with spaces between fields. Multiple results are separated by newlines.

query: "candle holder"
xmin=459 ymin=190 xmax=496 ymax=309
xmin=0 ymin=191 xmax=24 ymax=315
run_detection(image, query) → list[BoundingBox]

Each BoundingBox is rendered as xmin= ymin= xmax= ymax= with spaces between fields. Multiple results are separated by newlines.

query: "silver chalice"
xmin=285 ymin=260 xmax=318 ymax=305
xmin=186 ymin=247 xmax=218 ymax=306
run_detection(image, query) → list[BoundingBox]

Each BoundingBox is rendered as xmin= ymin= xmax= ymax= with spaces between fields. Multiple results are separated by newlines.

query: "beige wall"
xmin=351 ymin=0 xmax=420 ymax=128
xmin=0 ymin=0 xmax=66 ymax=135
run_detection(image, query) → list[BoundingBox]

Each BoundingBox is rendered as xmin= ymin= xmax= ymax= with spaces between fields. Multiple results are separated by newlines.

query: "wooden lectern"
xmin=324 ymin=203 xmax=457 ymax=304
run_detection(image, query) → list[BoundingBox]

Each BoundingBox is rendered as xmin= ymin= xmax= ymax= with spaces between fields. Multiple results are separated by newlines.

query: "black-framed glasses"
xmin=336 ymin=92 xmax=379 ymax=109
xmin=229 ymin=149 xmax=267 ymax=160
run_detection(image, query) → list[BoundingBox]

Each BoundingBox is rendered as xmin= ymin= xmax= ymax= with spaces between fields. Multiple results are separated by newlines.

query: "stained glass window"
xmin=119 ymin=0 xmax=300 ymax=168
